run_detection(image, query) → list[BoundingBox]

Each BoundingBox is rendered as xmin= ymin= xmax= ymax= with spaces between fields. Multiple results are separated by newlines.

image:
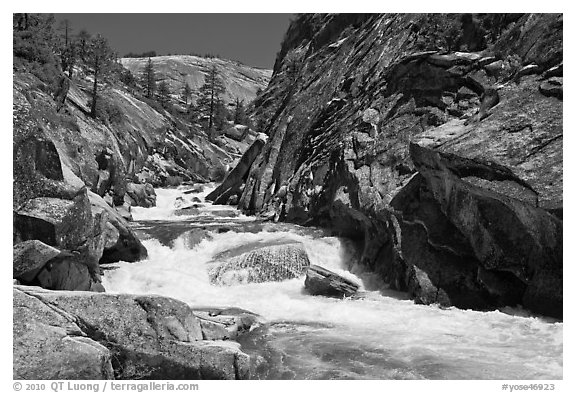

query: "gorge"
xmin=13 ymin=13 xmax=563 ymax=381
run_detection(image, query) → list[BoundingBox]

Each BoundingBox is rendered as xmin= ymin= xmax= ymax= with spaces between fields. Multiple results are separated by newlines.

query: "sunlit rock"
xmin=209 ymin=242 xmax=310 ymax=285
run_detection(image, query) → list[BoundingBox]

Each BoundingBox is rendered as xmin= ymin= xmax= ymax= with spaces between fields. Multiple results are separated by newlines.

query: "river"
xmin=102 ymin=184 xmax=563 ymax=380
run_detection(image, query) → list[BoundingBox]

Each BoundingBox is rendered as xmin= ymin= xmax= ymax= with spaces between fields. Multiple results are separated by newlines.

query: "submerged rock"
xmin=304 ymin=265 xmax=359 ymax=298
xmin=13 ymin=286 xmax=251 ymax=380
xmin=183 ymin=184 xmax=205 ymax=194
xmin=209 ymin=242 xmax=310 ymax=285
xmin=174 ymin=206 xmax=201 ymax=216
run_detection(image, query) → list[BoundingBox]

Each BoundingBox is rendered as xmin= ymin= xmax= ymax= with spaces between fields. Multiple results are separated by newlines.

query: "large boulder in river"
xmin=125 ymin=182 xmax=157 ymax=208
xmin=209 ymin=242 xmax=310 ymax=285
xmin=304 ymin=265 xmax=360 ymax=298
xmin=14 ymin=286 xmax=251 ymax=380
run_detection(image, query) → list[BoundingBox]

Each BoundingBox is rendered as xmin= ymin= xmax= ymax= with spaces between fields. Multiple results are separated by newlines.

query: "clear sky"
xmin=54 ymin=14 xmax=294 ymax=69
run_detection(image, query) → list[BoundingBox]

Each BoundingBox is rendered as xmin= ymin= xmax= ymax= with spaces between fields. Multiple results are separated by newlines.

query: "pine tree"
xmin=188 ymin=102 xmax=201 ymax=122
xmin=58 ymin=19 xmax=76 ymax=78
xmin=213 ymin=99 xmax=228 ymax=134
xmin=76 ymin=29 xmax=91 ymax=61
xmin=233 ymin=98 xmax=247 ymax=125
xmin=141 ymin=57 xmax=156 ymax=99
xmin=119 ymin=68 xmax=136 ymax=89
xmin=181 ymin=82 xmax=192 ymax=106
xmin=196 ymin=65 xmax=226 ymax=140
xmin=85 ymin=34 xmax=114 ymax=118
xmin=13 ymin=13 xmax=59 ymax=66
xmin=156 ymin=80 xmax=171 ymax=106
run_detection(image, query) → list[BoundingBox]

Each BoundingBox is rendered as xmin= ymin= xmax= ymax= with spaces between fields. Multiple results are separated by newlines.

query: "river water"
xmin=102 ymin=185 xmax=563 ymax=380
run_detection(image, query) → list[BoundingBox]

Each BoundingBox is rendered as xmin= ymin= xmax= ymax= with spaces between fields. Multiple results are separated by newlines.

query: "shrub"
xmin=91 ymin=97 xmax=124 ymax=124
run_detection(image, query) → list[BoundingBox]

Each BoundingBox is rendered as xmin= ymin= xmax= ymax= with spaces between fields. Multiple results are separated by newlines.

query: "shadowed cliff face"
xmin=225 ymin=13 xmax=563 ymax=317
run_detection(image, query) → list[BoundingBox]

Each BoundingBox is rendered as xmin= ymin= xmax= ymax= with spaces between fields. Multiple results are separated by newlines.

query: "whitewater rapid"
xmin=103 ymin=185 xmax=563 ymax=380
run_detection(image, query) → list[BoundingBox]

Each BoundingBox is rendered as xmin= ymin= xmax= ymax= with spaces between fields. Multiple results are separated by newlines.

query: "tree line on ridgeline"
xmin=137 ymin=57 xmax=249 ymax=140
xmin=13 ymin=13 xmax=258 ymax=142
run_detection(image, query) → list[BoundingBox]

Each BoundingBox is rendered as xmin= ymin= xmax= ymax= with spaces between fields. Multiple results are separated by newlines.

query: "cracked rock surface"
xmin=13 ymin=286 xmax=253 ymax=380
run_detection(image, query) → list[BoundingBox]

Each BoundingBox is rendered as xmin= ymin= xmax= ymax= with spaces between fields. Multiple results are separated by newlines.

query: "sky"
xmin=54 ymin=14 xmax=294 ymax=69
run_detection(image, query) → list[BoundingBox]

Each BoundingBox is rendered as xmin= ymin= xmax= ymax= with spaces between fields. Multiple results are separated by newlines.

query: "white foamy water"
xmin=131 ymin=183 xmax=256 ymax=222
xmin=103 ymin=186 xmax=563 ymax=380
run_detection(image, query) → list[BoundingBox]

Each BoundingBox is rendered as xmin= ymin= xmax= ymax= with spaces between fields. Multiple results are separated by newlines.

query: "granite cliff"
xmin=211 ymin=13 xmax=563 ymax=318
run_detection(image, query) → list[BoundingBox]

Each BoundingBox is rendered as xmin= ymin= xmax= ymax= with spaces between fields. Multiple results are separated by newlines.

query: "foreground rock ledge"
xmin=13 ymin=286 xmax=251 ymax=380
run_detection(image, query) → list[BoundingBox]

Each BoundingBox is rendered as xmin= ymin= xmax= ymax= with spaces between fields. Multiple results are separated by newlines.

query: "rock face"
xmin=209 ymin=242 xmax=310 ymax=285
xmin=14 ymin=287 xmax=114 ymax=380
xmin=304 ymin=265 xmax=359 ymax=298
xmin=228 ymin=14 xmax=563 ymax=317
xmin=14 ymin=286 xmax=252 ymax=380
xmin=390 ymin=144 xmax=562 ymax=314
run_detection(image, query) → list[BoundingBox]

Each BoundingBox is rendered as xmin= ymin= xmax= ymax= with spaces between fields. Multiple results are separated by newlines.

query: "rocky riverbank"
xmin=14 ymin=286 xmax=254 ymax=379
xmin=13 ymin=19 xmax=269 ymax=378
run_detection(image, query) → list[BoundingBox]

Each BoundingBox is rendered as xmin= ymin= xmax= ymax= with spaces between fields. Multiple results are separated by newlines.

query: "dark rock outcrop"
xmin=209 ymin=242 xmax=310 ymax=285
xmin=14 ymin=286 xmax=252 ymax=380
xmin=13 ymin=188 xmax=146 ymax=274
xmin=304 ymin=265 xmax=359 ymax=298
xmin=88 ymin=190 xmax=148 ymax=263
xmin=13 ymin=240 xmax=63 ymax=282
xmin=13 ymin=189 xmax=107 ymax=291
xmin=389 ymin=144 xmax=562 ymax=315
xmin=539 ymin=77 xmax=563 ymax=100
xmin=206 ymin=137 xmax=266 ymax=205
xmin=228 ymin=14 xmax=562 ymax=317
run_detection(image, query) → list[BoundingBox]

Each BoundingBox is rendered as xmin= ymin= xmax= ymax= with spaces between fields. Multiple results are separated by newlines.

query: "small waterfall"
xmin=102 ymin=186 xmax=563 ymax=380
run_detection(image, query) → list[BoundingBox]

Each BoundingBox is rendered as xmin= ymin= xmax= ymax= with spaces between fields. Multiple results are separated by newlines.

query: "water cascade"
xmin=103 ymin=185 xmax=563 ymax=380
